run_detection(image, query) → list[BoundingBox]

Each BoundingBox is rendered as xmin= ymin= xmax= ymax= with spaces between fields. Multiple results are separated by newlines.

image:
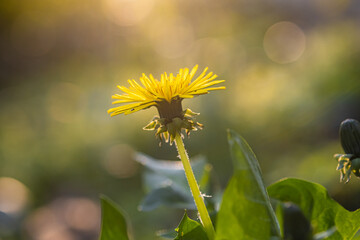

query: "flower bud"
xmin=339 ymin=119 xmax=360 ymax=156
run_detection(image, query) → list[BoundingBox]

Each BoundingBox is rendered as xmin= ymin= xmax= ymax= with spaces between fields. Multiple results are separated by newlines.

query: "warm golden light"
xmin=149 ymin=17 xmax=194 ymax=59
xmin=102 ymin=0 xmax=154 ymax=26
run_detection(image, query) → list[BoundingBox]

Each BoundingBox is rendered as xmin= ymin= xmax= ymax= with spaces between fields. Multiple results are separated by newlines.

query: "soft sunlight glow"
xmin=149 ymin=17 xmax=194 ymax=59
xmin=102 ymin=0 xmax=154 ymax=26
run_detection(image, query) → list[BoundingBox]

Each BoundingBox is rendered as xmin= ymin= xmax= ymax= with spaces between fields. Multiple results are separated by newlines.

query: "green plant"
xmin=103 ymin=67 xmax=360 ymax=239
xmin=99 ymin=128 xmax=360 ymax=239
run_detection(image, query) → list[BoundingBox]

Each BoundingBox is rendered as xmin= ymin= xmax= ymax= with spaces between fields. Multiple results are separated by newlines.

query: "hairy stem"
xmin=174 ymin=133 xmax=215 ymax=240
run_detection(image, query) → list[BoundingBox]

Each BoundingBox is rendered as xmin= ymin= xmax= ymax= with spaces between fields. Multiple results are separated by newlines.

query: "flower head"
xmin=334 ymin=118 xmax=360 ymax=183
xmin=108 ymin=65 xmax=225 ymax=143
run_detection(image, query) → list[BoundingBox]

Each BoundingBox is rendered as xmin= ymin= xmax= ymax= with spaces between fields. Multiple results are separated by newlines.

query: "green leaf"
xmin=139 ymin=185 xmax=194 ymax=211
xmin=274 ymin=201 xmax=284 ymax=238
xmin=268 ymin=178 xmax=360 ymax=239
xmin=216 ymin=130 xmax=281 ymax=240
xmin=99 ymin=195 xmax=131 ymax=240
xmin=174 ymin=211 xmax=209 ymax=240
xmin=135 ymin=153 xmax=210 ymax=211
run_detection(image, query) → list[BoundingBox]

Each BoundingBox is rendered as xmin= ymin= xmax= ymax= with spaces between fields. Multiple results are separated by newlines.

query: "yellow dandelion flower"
xmin=108 ymin=65 xmax=225 ymax=143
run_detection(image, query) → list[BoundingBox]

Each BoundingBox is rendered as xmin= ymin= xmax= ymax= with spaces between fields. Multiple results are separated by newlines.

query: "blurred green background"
xmin=1 ymin=0 xmax=360 ymax=239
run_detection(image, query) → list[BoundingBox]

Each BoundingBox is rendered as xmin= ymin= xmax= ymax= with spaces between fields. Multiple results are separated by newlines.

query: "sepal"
xmin=142 ymin=108 xmax=204 ymax=145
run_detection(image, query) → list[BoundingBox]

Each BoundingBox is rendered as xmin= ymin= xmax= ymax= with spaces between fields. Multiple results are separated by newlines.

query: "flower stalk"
xmin=174 ymin=133 xmax=215 ymax=240
xmin=108 ymin=65 xmax=224 ymax=237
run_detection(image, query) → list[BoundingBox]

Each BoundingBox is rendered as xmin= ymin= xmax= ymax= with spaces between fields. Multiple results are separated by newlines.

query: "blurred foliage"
xmin=268 ymin=178 xmax=360 ymax=239
xmin=1 ymin=0 xmax=360 ymax=239
xmin=98 ymin=130 xmax=360 ymax=240
xmin=135 ymin=153 xmax=212 ymax=211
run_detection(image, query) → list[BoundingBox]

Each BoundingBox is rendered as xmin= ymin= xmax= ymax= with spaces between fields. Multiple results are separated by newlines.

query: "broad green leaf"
xmin=136 ymin=153 xmax=207 ymax=192
xmin=216 ymin=130 xmax=281 ymax=240
xmin=268 ymin=178 xmax=360 ymax=239
xmin=135 ymin=153 xmax=211 ymax=210
xmin=139 ymin=185 xmax=194 ymax=211
xmin=99 ymin=195 xmax=130 ymax=240
xmin=174 ymin=211 xmax=209 ymax=240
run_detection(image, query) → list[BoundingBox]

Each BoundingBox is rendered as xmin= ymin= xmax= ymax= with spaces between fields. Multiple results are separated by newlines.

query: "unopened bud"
xmin=339 ymin=119 xmax=360 ymax=156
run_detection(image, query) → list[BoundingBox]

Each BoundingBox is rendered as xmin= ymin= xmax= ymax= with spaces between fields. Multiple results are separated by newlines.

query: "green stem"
xmin=174 ymin=133 xmax=215 ymax=240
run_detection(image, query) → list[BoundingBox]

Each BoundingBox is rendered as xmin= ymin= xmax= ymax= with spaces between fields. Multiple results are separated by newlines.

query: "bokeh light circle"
xmin=25 ymin=197 xmax=100 ymax=240
xmin=263 ymin=21 xmax=306 ymax=64
xmin=25 ymin=207 xmax=75 ymax=240
xmin=57 ymin=197 xmax=100 ymax=232
xmin=0 ymin=177 xmax=30 ymax=215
